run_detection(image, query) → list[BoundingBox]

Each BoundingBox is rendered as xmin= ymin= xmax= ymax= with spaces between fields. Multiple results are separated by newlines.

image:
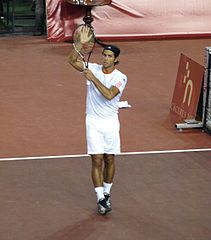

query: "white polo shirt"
xmin=86 ymin=63 xmax=127 ymax=119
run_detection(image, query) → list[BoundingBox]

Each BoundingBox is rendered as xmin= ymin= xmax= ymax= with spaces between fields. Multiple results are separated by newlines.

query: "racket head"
xmin=73 ymin=24 xmax=95 ymax=56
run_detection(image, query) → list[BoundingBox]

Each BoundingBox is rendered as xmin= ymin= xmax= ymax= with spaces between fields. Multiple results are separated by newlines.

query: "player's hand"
xmin=80 ymin=25 xmax=93 ymax=44
xmin=83 ymin=68 xmax=96 ymax=82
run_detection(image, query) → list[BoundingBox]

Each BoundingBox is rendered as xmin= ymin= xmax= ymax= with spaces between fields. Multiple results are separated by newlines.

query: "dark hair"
xmin=102 ymin=45 xmax=120 ymax=58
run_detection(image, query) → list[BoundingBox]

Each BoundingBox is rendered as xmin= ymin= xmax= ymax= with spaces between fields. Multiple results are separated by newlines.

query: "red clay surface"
xmin=0 ymin=35 xmax=211 ymax=240
xmin=0 ymin=36 xmax=211 ymax=158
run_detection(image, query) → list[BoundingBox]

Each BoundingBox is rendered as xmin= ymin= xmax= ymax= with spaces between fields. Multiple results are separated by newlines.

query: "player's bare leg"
xmin=103 ymin=154 xmax=115 ymax=211
xmin=91 ymin=154 xmax=104 ymax=187
xmin=91 ymin=154 xmax=108 ymax=215
xmin=103 ymin=154 xmax=115 ymax=183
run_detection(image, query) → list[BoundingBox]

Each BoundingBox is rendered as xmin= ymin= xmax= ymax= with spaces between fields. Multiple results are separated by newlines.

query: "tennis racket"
xmin=73 ymin=24 xmax=95 ymax=68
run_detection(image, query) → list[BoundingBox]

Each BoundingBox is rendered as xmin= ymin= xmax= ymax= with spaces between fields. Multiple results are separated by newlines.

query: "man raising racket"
xmin=68 ymin=26 xmax=127 ymax=215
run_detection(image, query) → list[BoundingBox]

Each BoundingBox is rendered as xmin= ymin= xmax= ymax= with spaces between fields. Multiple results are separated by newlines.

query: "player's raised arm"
xmin=68 ymin=46 xmax=84 ymax=72
xmin=68 ymin=25 xmax=95 ymax=71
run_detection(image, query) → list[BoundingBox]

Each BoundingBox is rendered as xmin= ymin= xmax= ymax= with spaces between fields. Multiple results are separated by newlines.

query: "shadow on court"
xmin=0 ymin=151 xmax=211 ymax=240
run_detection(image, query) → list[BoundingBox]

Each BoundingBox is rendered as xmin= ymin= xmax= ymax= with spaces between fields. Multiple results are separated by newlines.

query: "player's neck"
xmin=102 ymin=66 xmax=115 ymax=74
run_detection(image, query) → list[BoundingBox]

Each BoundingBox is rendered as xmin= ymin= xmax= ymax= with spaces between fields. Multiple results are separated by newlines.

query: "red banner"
xmin=170 ymin=54 xmax=204 ymax=122
xmin=46 ymin=0 xmax=211 ymax=42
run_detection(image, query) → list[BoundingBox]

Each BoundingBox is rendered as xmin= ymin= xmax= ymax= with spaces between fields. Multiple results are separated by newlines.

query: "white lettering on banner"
xmin=170 ymin=102 xmax=194 ymax=119
xmin=183 ymin=62 xmax=193 ymax=107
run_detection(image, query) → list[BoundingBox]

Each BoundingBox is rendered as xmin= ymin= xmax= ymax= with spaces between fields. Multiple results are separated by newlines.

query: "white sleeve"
xmin=113 ymin=74 xmax=127 ymax=93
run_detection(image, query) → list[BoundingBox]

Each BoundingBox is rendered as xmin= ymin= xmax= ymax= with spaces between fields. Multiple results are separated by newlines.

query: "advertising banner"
xmin=170 ymin=54 xmax=204 ymax=122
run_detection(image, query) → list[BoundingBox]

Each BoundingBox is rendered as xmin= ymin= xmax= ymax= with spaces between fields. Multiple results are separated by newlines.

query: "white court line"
xmin=0 ymin=148 xmax=211 ymax=162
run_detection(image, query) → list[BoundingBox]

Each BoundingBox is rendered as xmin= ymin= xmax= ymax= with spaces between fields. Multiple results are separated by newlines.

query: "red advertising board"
xmin=170 ymin=54 xmax=204 ymax=122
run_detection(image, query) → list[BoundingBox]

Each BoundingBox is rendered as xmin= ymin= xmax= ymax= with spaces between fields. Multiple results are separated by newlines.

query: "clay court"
xmin=0 ymin=35 xmax=211 ymax=240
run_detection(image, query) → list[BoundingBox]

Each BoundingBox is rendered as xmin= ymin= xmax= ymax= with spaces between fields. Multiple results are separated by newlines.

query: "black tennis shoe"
xmin=104 ymin=193 xmax=112 ymax=212
xmin=97 ymin=198 xmax=108 ymax=215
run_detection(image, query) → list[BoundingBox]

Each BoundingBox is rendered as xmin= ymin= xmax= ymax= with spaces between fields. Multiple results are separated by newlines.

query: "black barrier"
xmin=203 ymin=47 xmax=211 ymax=134
xmin=0 ymin=0 xmax=37 ymax=34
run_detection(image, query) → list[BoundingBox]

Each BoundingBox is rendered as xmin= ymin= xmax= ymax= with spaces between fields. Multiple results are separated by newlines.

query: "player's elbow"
xmin=68 ymin=59 xmax=76 ymax=69
xmin=68 ymin=56 xmax=75 ymax=66
xmin=105 ymin=88 xmax=119 ymax=100
xmin=105 ymin=93 xmax=115 ymax=101
xmin=68 ymin=58 xmax=83 ymax=72
xmin=108 ymin=95 xmax=114 ymax=101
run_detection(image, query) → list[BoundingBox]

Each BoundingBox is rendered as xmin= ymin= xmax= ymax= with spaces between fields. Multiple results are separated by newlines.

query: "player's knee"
xmin=104 ymin=154 xmax=115 ymax=165
xmin=91 ymin=154 xmax=104 ymax=168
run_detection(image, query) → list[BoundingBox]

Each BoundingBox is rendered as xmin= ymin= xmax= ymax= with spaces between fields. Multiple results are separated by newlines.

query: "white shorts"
xmin=86 ymin=115 xmax=120 ymax=155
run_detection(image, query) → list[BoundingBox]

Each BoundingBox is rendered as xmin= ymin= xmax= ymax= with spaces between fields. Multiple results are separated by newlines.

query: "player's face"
xmin=102 ymin=50 xmax=116 ymax=69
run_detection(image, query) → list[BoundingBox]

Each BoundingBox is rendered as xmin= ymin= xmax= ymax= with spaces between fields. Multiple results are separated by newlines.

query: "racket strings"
xmin=73 ymin=24 xmax=95 ymax=68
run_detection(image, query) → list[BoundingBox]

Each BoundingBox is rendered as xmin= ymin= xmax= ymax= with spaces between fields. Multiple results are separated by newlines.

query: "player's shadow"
xmin=44 ymin=213 xmax=111 ymax=240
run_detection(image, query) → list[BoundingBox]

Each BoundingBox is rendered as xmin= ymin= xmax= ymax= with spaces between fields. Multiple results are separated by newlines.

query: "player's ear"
xmin=114 ymin=57 xmax=119 ymax=65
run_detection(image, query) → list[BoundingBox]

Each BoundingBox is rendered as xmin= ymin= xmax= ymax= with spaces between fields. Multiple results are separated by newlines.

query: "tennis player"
xmin=68 ymin=30 xmax=127 ymax=215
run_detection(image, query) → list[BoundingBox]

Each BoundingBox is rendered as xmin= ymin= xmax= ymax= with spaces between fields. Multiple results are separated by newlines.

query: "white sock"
xmin=103 ymin=182 xmax=113 ymax=195
xmin=95 ymin=187 xmax=104 ymax=202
